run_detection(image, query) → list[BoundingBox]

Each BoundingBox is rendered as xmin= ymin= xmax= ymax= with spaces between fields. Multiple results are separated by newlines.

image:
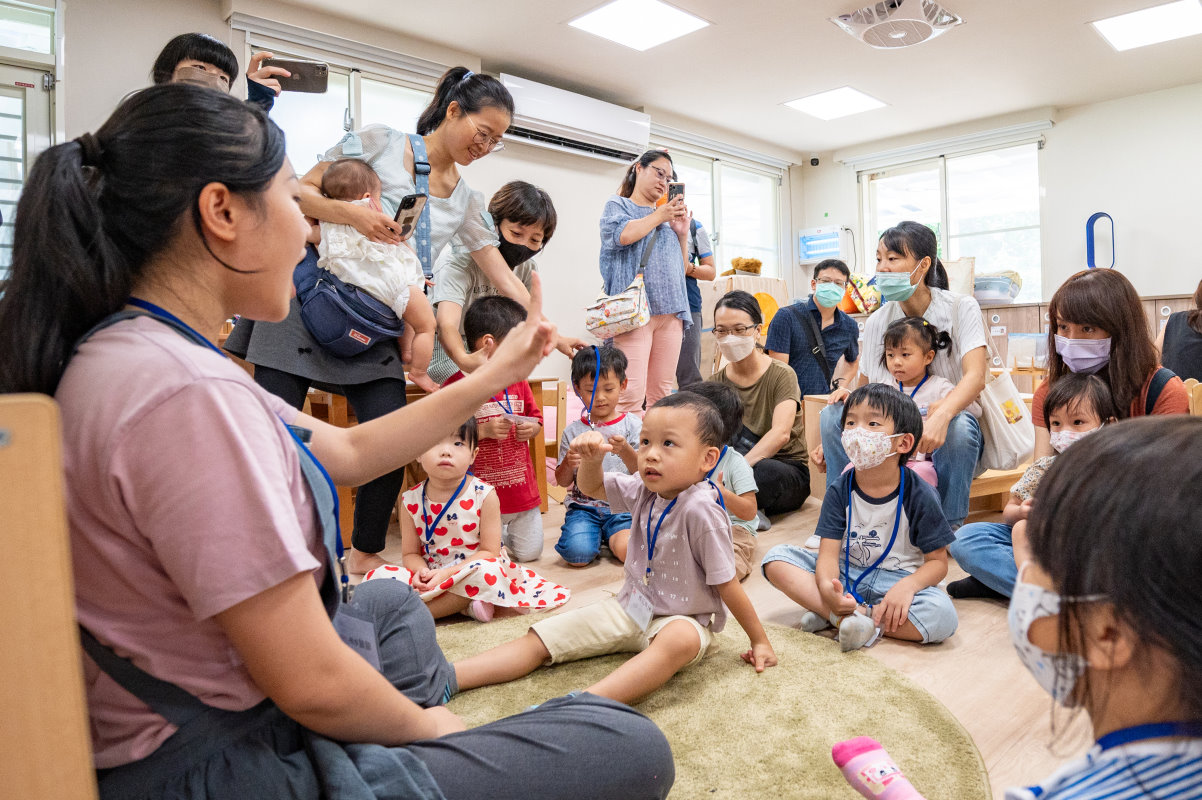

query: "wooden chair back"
xmin=0 ymin=394 xmax=98 ymax=799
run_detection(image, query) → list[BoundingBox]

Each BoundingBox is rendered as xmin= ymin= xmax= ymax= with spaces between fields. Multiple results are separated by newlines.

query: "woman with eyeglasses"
xmin=225 ymin=67 xmax=536 ymax=576
xmin=708 ymin=290 xmax=811 ymax=520
xmin=599 ymin=149 xmax=692 ymax=414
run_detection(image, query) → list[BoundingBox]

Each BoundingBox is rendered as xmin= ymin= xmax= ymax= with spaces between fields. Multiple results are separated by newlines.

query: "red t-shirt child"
xmin=442 ymin=372 xmax=543 ymax=514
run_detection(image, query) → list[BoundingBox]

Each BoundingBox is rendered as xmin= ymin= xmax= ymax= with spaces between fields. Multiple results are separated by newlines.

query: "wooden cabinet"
xmin=1145 ymin=296 xmax=1196 ymax=340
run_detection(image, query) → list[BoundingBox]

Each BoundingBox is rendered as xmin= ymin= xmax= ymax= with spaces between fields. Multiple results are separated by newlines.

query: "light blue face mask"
xmin=813 ymin=282 xmax=846 ymax=308
xmin=873 ymin=265 xmax=922 ymax=303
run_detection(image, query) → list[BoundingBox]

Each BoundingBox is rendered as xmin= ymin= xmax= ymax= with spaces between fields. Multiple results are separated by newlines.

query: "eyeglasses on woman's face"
xmin=466 ymin=115 xmax=505 ymax=152
xmin=711 ymin=324 xmax=758 ymax=337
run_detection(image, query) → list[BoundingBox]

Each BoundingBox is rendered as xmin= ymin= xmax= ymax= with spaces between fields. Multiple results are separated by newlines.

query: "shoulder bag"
xmin=585 ymin=228 xmax=658 ymax=339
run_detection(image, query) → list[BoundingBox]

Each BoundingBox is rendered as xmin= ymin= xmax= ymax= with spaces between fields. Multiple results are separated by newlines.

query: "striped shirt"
xmin=1006 ymin=738 xmax=1202 ymax=800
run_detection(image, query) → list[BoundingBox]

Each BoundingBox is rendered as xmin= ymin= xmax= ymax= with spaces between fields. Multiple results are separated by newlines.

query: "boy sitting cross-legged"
xmin=453 ymin=391 xmax=778 ymax=705
xmin=554 ymin=345 xmax=641 ymax=565
xmin=762 ymin=384 xmax=958 ymax=651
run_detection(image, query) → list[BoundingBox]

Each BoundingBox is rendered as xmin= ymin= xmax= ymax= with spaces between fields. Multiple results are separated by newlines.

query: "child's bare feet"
xmin=409 ymin=370 xmax=440 ymax=394
xmin=348 ymin=548 xmax=392 ymax=575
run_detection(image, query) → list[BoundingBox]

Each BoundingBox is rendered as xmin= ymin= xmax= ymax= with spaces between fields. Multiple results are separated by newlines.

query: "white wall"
xmin=794 ymin=86 xmax=1202 ymax=301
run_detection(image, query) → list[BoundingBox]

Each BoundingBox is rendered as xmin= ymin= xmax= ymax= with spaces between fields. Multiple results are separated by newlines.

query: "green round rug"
xmin=437 ymin=614 xmax=991 ymax=799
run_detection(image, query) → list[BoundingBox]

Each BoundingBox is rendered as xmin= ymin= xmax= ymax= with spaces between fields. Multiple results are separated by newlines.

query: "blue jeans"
xmin=761 ymin=545 xmax=958 ymax=643
xmin=948 ymin=521 xmax=1017 ymax=597
xmin=556 ymin=505 xmax=633 ymax=565
xmin=820 ymin=403 xmax=984 ymax=528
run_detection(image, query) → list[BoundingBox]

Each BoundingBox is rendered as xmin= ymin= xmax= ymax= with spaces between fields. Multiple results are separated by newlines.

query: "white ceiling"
xmin=280 ymin=0 xmax=1202 ymax=160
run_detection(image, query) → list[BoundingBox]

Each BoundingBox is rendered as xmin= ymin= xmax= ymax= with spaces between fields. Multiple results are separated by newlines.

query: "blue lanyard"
xmin=1096 ymin=721 xmax=1202 ymax=751
xmin=586 ymin=346 xmax=601 ymax=426
xmin=898 ymin=373 xmax=929 ymax=399
xmin=644 ymin=496 xmax=678 ymax=584
xmin=284 ymin=423 xmax=348 ymax=601
xmin=705 ymin=446 xmax=729 ymax=513
xmin=421 ymin=474 xmax=470 ymax=545
xmin=843 ymin=466 xmax=905 ymax=605
xmin=127 ymin=298 xmax=227 ymax=359
xmin=491 ymin=390 xmax=513 ymax=416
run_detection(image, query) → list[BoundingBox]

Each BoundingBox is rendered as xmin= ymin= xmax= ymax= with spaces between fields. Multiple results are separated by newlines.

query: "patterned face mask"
xmin=1049 ymin=423 xmax=1103 ymax=454
xmin=840 ymin=428 xmax=904 ymax=471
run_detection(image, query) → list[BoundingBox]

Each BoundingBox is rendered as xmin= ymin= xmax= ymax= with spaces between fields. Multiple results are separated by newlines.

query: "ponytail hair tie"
xmin=459 ymin=69 xmax=475 ymax=82
xmin=74 ymin=132 xmax=103 ymax=169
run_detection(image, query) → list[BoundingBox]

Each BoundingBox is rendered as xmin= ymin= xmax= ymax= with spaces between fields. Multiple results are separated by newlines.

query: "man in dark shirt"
xmin=765 ymin=259 xmax=861 ymax=397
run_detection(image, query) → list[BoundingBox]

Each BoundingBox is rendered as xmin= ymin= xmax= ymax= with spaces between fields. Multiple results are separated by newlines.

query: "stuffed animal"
xmin=720 ymin=257 xmax=763 ymax=276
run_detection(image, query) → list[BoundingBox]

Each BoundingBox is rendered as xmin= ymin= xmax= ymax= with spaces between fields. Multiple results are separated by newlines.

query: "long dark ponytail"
xmin=879 ymin=221 xmax=949 ymax=290
xmin=618 ymin=149 xmax=672 ymax=198
xmin=0 ymin=83 xmax=286 ymax=395
xmin=415 ymin=67 xmax=514 ymax=136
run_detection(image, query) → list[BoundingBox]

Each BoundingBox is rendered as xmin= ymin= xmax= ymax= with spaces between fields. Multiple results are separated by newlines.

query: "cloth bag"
xmin=978 ymin=339 xmax=1035 ymax=470
xmin=586 ymin=229 xmax=658 ymax=339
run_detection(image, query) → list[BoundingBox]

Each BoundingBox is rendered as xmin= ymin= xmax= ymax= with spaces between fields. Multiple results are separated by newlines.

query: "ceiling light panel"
xmin=784 ymin=87 xmax=887 ymax=120
xmin=1091 ymin=0 xmax=1202 ymax=51
xmin=569 ymin=0 xmax=709 ymax=51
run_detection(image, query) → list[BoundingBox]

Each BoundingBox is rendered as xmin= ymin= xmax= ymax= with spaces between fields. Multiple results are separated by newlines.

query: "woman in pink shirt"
xmin=0 ymin=84 xmax=672 ymax=800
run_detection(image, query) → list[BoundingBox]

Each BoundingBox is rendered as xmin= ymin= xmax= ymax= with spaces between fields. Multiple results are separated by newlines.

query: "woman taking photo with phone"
xmin=226 ymin=67 xmax=535 ymax=575
xmin=599 ymin=149 xmax=692 ymax=414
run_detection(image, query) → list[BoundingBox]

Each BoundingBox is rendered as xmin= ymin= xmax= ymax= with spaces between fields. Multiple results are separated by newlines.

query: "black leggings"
xmin=752 ymin=456 xmax=810 ymax=516
xmin=254 ymin=366 xmax=406 ymax=554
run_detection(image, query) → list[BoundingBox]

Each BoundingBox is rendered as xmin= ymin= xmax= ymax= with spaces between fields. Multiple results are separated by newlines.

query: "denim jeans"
xmin=761 ymin=545 xmax=958 ymax=643
xmin=820 ymin=403 xmax=984 ymax=528
xmin=556 ymin=505 xmax=633 ymax=565
xmin=948 ymin=521 xmax=1018 ymax=597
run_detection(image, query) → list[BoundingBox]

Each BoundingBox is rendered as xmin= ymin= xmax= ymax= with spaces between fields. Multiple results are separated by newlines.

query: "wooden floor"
xmin=379 ymin=495 xmax=1093 ymax=798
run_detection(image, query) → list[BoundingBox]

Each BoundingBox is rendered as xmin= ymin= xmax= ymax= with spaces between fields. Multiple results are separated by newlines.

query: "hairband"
xmin=75 ymin=132 xmax=103 ymax=169
xmin=459 ymin=69 xmax=475 ymax=82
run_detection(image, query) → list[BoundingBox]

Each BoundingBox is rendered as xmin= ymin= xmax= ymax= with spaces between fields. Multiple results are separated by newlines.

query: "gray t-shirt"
xmin=605 ymin=473 xmax=737 ymax=631
xmin=430 ymin=249 xmax=538 ymax=336
xmin=559 ymin=414 xmax=642 ymax=509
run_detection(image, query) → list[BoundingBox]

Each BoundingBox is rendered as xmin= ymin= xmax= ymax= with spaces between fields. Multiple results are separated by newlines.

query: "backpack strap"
xmin=406 ymin=133 xmax=434 ymax=280
xmin=1144 ymin=366 xmax=1177 ymax=416
xmin=790 ymin=303 xmax=833 ymax=390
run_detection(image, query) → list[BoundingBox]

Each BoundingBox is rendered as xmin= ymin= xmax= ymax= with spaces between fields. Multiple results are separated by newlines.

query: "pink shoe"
xmin=831 ymin=737 xmax=925 ymax=799
xmin=465 ymin=599 xmax=495 ymax=622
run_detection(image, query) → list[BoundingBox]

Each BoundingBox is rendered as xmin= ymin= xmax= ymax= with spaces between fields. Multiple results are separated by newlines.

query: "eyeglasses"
xmin=815 ymin=277 xmax=848 ymax=289
xmin=644 ymin=165 xmax=671 ymax=182
xmin=466 ymin=115 xmax=504 ymax=152
xmin=712 ymin=325 xmax=758 ymax=337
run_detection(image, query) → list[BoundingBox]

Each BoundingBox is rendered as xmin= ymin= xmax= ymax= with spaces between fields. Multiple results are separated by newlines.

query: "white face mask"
xmin=1049 ymin=424 xmax=1102 ymax=454
xmin=840 ymin=428 xmax=904 ymax=471
xmin=1008 ymin=563 xmax=1106 ymax=706
xmin=717 ymin=334 xmax=757 ymax=363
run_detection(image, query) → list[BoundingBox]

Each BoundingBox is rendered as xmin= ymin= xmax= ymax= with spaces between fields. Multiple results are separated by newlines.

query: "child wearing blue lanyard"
xmin=453 ymin=391 xmax=777 ymax=705
xmin=689 ymin=381 xmax=760 ymax=580
xmin=879 ymin=317 xmax=980 ymax=488
xmin=833 ymin=417 xmax=1202 ymax=800
xmin=762 ymin=384 xmax=958 ymax=651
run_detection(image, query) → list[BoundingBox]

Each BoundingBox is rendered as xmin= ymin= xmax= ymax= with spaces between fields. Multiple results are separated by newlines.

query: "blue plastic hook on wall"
xmin=1086 ymin=212 xmax=1114 ymax=269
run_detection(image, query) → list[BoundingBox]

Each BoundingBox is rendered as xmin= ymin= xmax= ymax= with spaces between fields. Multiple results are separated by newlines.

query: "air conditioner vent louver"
xmin=506 ymin=126 xmax=641 ymax=163
xmin=831 ymin=0 xmax=963 ymax=49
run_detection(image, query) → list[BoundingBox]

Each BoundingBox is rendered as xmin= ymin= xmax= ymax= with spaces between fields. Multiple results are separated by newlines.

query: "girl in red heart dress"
xmin=364 ymin=419 xmax=569 ymax=620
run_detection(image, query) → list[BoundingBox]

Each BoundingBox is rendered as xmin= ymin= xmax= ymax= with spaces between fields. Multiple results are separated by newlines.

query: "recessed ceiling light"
xmin=784 ymin=87 xmax=886 ymax=121
xmin=569 ymin=0 xmax=709 ymax=51
xmin=1091 ymin=0 xmax=1202 ymax=51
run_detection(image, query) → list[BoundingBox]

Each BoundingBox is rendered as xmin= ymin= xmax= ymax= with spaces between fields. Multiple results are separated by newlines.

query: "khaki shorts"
xmin=531 ymin=596 xmax=715 ymax=667
xmin=732 ymin=525 xmax=757 ymax=582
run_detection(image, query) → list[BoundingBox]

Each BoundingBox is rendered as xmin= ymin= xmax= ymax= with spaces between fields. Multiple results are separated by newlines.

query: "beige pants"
xmin=732 ymin=525 xmax=757 ymax=582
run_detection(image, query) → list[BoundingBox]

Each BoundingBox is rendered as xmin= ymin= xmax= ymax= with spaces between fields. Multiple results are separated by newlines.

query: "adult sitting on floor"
xmin=0 ymin=83 xmax=673 ymax=800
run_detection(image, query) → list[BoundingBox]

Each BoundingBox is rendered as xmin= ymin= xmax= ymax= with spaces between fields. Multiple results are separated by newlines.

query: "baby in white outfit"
xmin=313 ymin=158 xmax=438 ymax=392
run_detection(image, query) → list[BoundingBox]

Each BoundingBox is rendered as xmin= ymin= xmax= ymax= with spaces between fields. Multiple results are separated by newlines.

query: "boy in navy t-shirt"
xmin=761 ymin=384 xmax=957 ymax=650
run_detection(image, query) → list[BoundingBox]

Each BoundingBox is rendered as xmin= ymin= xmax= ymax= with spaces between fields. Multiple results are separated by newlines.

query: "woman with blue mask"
xmin=949 ymin=268 xmax=1187 ymax=600
xmin=812 ymin=221 xmax=987 ymax=532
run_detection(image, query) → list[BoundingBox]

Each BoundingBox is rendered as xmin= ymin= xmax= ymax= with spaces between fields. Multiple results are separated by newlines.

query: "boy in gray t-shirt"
xmin=453 ymin=391 xmax=777 ymax=706
xmin=554 ymin=347 xmax=640 ymax=565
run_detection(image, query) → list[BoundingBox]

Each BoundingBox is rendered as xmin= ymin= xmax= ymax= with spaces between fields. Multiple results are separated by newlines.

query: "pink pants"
xmin=612 ymin=314 xmax=684 ymax=415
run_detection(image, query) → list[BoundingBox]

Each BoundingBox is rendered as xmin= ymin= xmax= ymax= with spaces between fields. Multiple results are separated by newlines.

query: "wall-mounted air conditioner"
xmin=501 ymin=73 xmax=650 ymax=164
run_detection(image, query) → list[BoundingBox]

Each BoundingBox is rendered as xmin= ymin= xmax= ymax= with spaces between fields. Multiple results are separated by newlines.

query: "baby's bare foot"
xmin=409 ymin=371 xmax=440 ymax=394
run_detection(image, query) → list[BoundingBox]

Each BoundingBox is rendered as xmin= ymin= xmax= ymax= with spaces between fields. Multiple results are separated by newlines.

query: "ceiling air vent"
xmin=831 ymin=0 xmax=964 ymax=49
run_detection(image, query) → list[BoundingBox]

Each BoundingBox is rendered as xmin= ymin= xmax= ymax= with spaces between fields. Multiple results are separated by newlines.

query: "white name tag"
xmin=622 ymin=585 xmax=655 ymax=630
xmin=333 ymin=606 xmax=382 ymax=671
